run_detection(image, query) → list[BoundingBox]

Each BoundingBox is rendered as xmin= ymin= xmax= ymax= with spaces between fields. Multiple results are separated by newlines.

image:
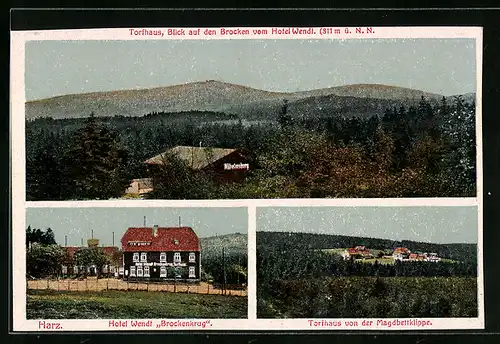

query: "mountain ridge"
xmin=25 ymin=80 xmax=473 ymax=120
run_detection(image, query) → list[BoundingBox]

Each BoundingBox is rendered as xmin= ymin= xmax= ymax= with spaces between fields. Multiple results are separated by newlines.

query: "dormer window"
xmin=140 ymin=252 xmax=147 ymax=262
xmin=174 ymin=252 xmax=181 ymax=263
xmin=160 ymin=252 xmax=167 ymax=263
xmin=133 ymin=253 xmax=139 ymax=262
xmin=189 ymin=252 xmax=195 ymax=263
xmin=173 ymin=239 xmax=179 ymax=245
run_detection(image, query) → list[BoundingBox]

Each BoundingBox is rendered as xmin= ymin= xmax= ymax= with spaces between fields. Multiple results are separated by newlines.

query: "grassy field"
xmin=320 ymin=248 xmax=458 ymax=265
xmin=361 ymin=257 xmax=395 ymax=265
xmin=27 ymin=289 xmax=247 ymax=319
xmin=320 ymin=248 xmax=394 ymax=264
xmin=320 ymin=248 xmax=345 ymax=255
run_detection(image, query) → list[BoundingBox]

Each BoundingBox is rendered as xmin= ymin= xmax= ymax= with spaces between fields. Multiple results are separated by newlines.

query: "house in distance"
xmin=124 ymin=178 xmax=154 ymax=195
xmin=121 ymin=225 xmax=201 ymax=282
xmin=393 ymin=247 xmax=441 ymax=262
xmin=61 ymin=239 xmax=121 ymax=276
xmin=342 ymin=246 xmax=374 ymax=260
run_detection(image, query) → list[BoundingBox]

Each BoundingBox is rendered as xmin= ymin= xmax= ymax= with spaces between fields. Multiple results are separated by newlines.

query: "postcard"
xmin=10 ymin=26 xmax=483 ymax=331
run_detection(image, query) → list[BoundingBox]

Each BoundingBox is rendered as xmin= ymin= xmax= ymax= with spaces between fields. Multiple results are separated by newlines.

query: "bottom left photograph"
xmin=24 ymin=206 xmax=248 ymax=319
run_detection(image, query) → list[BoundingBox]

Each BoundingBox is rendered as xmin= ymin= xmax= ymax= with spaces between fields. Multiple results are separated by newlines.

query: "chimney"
xmin=152 ymin=224 xmax=159 ymax=237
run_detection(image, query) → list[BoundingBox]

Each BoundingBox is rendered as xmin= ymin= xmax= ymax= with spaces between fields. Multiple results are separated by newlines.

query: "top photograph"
xmin=24 ymin=37 xmax=479 ymax=201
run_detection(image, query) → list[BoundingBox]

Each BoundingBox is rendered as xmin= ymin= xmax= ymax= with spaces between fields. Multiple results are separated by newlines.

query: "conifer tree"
xmin=63 ymin=113 xmax=130 ymax=200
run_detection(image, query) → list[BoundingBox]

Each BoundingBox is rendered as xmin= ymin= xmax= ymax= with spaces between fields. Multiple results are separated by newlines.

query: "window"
xmin=110 ymin=266 xmax=115 ymax=273
xmin=137 ymin=267 xmax=143 ymax=277
xmin=73 ymin=266 xmax=78 ymax=274
xmin=140 ymin=252 xmax=147 ymax=262
xmin=174 ymin=252 xmax=181 ymax=263
xmin=102 ymin=265 xmax=108 ymax=273
xmin=130 ymin=266 xmax=136 ymax=277
xmin=160 ymin=266 xmax=167 ymax=278
xmin=189 ymin=266 xmax=196 ymax=278
xmin=133 ymin=253 xmax=139 ymax=262
xmin=160 ymin=252 xmax=167 ymax=263
xmin=61 ymin=265 xmax=67 ymax=274
xmin=189 ymin=252 xmax=196 ymax=263
xmin=144 ymin=266 xmax=150 ymax=277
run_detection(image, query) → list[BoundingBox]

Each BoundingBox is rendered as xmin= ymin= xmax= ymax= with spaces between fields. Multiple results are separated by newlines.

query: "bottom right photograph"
xmin=256 ymin=206 xmax=479 ymax=319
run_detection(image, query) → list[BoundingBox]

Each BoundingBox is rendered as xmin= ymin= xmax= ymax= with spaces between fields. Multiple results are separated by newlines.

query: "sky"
xmin=26 ymin=207 xmax=248 ymax=247
xmin=25 ymin=38 xmax=477 ymax=101
xmin=257 ymin=206 xmax=478 ymax=244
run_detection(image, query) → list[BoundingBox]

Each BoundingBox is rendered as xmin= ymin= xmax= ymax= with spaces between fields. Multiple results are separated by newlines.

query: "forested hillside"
xmin=26 ymin=94 xmax=476 ymax=200
xmin=257 ymin=231 xmax=477 ymax=263
xmin=256 ymin=231 xmax=478 ymax=318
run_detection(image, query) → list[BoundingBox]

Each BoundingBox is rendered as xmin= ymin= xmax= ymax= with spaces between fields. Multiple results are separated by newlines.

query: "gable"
xmin=121 ymin=227 xmax=200 ymax=252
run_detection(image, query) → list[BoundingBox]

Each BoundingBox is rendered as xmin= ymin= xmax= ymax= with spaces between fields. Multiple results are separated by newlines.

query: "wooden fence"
xmin=26 ymin=277 xmax=247 ymax=297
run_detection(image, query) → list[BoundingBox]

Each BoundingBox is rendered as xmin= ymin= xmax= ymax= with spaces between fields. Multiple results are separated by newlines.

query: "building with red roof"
xmin=121 ymin=225 xmax=201 ymax=282
xmin=62 ymin=241 xmax=121 ymax=276
xmin=342 ymin=246 xmax=374 ymax=260
xmin=393 ymin=247 xmax=411 ymax=261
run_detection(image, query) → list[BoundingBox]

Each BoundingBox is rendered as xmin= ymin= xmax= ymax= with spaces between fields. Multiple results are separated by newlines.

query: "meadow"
xmin=27 ymin=289 xmax=247 ymax=319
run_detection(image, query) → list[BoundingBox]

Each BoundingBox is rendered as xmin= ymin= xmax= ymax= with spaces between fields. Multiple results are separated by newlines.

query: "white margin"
xmin=247 ymin=206 xmax=257 ymax=321
xmin=11 ymin=26 xmax=483 ymax=332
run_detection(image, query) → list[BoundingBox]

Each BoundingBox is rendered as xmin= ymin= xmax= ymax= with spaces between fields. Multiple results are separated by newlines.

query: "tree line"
xmin=257 ymin=242 xmax=477 ymax=318
xmin=257 ymin=231 xmax=477 ymax=263
xmin=257 ymin=248 xmax=477 ymax=283
xmin=26 ymin=96 xmax=476 ymax=200
xmin=258 ymin=276 xmax=478 ymax=318
xmin=26 ymin=226 xmax=120 ymax=279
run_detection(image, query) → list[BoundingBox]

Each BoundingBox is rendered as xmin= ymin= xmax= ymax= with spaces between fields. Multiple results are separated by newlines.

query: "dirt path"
xmin=27 ymin=278 xmax=247 ymax=297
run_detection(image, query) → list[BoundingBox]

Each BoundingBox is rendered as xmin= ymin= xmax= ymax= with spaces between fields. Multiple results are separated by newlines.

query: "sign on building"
xmin=223 ymin=163 xmax=249 ymax=170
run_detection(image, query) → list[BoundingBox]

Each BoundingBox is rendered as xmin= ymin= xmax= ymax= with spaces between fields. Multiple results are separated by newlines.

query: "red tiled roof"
xmin=64 ymin=246 xmax=120 ymax=261
xmin=393 ymin=247 xmax=410 ymax=253
xmin=121 ymin=227 xmax=200 ymax=252
xmin=347 ymin=247 xmax=372 ymax=255
xmin=101 ymin=246 xmax=119 ymax=256
xmin=64 ymin=247 xmax=79 ymax=260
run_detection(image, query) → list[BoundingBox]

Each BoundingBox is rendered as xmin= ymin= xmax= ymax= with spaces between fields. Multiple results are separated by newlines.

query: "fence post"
xmin=107 ymin=278 xmax=109 ymax=291
xmin=207 ymin=284 xmax=209 ymax=294
xmin=46 ymin=279 xmax=49 ymax=290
